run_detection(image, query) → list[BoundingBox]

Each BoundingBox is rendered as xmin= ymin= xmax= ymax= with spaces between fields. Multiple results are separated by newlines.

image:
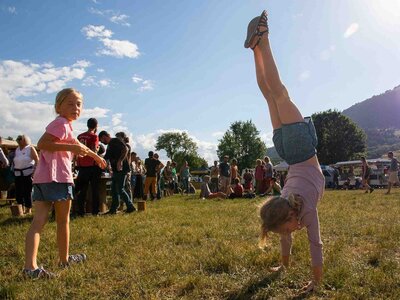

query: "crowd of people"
xmin=201 ymin=155 xmax=283 ymax=200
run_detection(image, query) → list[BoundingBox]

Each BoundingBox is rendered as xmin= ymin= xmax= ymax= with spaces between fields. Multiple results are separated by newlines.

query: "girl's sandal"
xmin=244 ymin=10 xmax=269 ymax=49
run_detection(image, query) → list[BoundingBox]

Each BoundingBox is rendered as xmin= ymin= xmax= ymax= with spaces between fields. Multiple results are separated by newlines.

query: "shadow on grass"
xmin=0 ymin=215 xmax=33 ymax=227
xmin=225 ymin=272 xmax=280 ymax=300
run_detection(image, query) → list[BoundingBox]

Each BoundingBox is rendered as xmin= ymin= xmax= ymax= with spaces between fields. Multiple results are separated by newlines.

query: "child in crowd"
xmin=229 ymin=177 xmax=244 ymax=199
xmin=23 ymin=88 xmax=106 ymax=279
xmin=243 ymin=168 xmax=254 ymax=192
xmin=254 ymin=159 xmax=264 ymax=194
xmin=361 ymin=157 xmax=374 ymax=193
xmin=245 ymin=11 xmax=325 ymax=293
xmin=264 ymin=177 xmax=281 ymax=196
xmin=200 ymin=175 xmax=226 ymax=199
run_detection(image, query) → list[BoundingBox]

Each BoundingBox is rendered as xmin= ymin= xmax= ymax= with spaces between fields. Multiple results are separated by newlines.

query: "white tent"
xmin=273 ymin=161 xmax=289 ymax=172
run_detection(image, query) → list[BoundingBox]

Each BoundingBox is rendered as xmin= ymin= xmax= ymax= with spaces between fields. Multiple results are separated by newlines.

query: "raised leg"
xmin=253 ymin=35 xmax=303 ymax=125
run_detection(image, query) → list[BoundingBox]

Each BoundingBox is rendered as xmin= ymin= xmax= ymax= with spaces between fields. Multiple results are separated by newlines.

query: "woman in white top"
xmin=14 ymin=135 xmax=39 ymax=214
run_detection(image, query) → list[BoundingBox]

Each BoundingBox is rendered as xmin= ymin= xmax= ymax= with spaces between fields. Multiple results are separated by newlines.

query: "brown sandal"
xmin=244 ymin=10 xmax=269 ymax=49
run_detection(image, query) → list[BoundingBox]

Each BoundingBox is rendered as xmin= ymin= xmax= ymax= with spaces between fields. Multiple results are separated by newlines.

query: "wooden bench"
xmin=0 ymin=198 xmax=16 ymax=207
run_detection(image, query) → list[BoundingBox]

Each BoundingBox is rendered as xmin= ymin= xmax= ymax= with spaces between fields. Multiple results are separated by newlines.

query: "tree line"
xmin=155 ymin=110 xmax=368 ymax=169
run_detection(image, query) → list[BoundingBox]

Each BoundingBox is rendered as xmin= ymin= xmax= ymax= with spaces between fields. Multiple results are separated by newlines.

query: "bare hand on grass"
xmin=297 ymin=280 xmax=317 ymax=295
xmin=269 ymin=265 xmax=285 ymax=273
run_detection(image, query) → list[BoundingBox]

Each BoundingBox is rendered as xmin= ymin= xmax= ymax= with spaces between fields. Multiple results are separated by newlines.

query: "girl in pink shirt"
xmin=23 ymin=88 xmax=106 ymax=279
xmin=245 ymin=11 xmax=325 ymax=294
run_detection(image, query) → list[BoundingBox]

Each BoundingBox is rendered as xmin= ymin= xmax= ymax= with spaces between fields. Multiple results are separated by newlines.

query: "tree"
xmin=173 ymin=151 xmax=208 ymax=171
xmin=217 ymin=120 xmax=267 ymax=171
xmin=155 ymin=132 xmax=197 ymax=160
xmin=312 ymin=110 xmax=367 ymax=164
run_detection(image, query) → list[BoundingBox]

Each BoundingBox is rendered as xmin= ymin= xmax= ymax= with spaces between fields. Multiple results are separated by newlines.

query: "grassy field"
xmin=0 ymin=190 xmax=400 ymax=299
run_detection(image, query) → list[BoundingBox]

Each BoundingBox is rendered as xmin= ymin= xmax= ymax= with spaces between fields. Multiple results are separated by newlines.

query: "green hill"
xmin=342 ymin=85 xmax=400 ymax=129
xmin=342 ymin=85 xmax=400 ymax=157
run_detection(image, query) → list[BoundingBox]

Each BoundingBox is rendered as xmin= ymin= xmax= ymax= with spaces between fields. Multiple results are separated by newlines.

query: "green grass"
xmin=1 ymin=190 xmax=400 ymax=299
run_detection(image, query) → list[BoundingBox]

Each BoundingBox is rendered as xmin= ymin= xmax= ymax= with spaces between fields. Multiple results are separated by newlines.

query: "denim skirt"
xmin=32 ymin=182 xmax=74 ymax=202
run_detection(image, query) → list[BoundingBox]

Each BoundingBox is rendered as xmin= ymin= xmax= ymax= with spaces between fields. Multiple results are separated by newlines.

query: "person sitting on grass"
xmin=261 ymin=177 xmax=281 ymax=196
xmin=229 ymin=177 xmax=244 ymax=199
xmin=243 ymin=168 xmax=254 ymax=192
xmin=245 ymin=10 xmax=325 ymax=294
xmin=200 ymin=175 xmax=226 ymax=199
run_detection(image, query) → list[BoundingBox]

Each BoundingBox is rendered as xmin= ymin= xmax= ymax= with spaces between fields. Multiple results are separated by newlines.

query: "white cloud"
xmin=211 ymin=131 xmax=224 ymax=138
xmin=260 ymin=132 xmax=274 ymax=147
xmin=298 ymin=70 xmax=311 ymax=82
xmin=0 ymin=59 xmax=123 ymax=143
xmin=110 ymin=14 xmax=130 ymax=27
xmin=0 ymin=60 xmax=88 ymax=97
xmin=320 ymin=45 xmax=336 ymax=61
xmin=112 ymin=113 xmax=123 ymax=126
xmin=344 ymin=23 xmax=359 ymax=38
xmin=292 ymin=13 xmax=303 ymax=19
xmin=73 ymin=60 xmax=91 ymax=68
xmin=88 ymin=8 xmax=131 ymax=27
xmin=82 ymin=76 xmax=113 ymax=87
xmin=7 ymin=6 xmax=16 ymax=14
xmin=82 ymin=25 xmax=113 ymax=39
xmin=82 ymin=25 xmax=140 ymax=59
xmin=132 ymin=74 xmax=154 ymax=92
xmin=97 ymin=68 xmax=105 ymax=73
xmin=132 ymin=75 xmax=143 ymax=83
xmin=99 ymin=38 xmax=139 ymax=58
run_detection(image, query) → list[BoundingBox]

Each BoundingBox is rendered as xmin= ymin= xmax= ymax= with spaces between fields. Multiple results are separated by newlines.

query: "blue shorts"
xmin=273 ymin=117 xmax=318 ymax=165
xmin=32 ymin=182 xmax=74 ymax=202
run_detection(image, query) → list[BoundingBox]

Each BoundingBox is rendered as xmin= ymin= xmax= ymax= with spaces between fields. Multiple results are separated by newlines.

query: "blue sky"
xmin=1 ymin=0 xmax=399 ymax=163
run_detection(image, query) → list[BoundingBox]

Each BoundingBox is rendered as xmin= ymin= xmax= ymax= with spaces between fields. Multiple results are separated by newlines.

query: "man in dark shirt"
xmin=143 ymin=151 xmax=164 ymax=200
xmin=99 ymin=131 xmax=135 ymax=214
xmin=75 ymin=118 xmax=102 ymax=216
xmin=219 ymin=155 xmax=231 ymax=194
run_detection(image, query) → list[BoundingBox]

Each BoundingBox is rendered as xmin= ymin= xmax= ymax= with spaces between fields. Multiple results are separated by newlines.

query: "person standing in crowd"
xmin=116 ymin=132 xmax=132 ymax=201
xmin=130 ymin=152 xmax=137 ymax=195
xmin=143 ymin=151 xmax=163 ymax=200
xmin=230 ymin=158 xmax=239 ymax=184
xmin=386 ymin=151 xmax=399 ymax=194
xmin=132 ymin=157 xmax=145 ymax=200
xmin=99 ymin=131 xmax=136 ymax=214
xmin=153 ymin=153 xmax=162 ymax=199
xmin=163 ymin=161 xmax=174 ymax=196
xmin=24 ymin=88 xmax=106 ymax=279
xmin=75 ymin=118 xmax=102 ymax=216
xmin=179 ymin=161 xmax=191 ymax=195
xmin=263 ymin=156 xmax=273 ymax=193
xmin=361 ymin=157 xmax=374 ymax=193
xmin=171 ymin=161 xmax=179 ymax=193
xmin=219 ymin=155 xmax=231 ymax=194
xmin=14 ymin=135 xmax=39 ymax=214
xmin=0 ymin=146 xmax=9 ymax=168
xmin=254 ymin=159 xmax=265 ymax=194
xmin=210 ymin=160 xmax=220 ymax=192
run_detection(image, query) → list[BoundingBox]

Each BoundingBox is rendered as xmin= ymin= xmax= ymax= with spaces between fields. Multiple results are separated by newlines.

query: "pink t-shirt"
xmin=280 ymin=161 xmax=325 ymax=267
xmin=33 ymin=116 xmax=75 ymax=184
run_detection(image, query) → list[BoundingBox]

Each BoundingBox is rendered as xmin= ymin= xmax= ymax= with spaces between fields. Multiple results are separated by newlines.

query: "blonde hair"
xmin=55 ymin=88 xmax=82 ymax=114
xmin=259 ymin=194 xmax=303 ymax=244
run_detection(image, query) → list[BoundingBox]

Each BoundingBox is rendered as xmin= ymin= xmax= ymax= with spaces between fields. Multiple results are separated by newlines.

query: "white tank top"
xmin=14 ymin=145 xmax=35 ymax=176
